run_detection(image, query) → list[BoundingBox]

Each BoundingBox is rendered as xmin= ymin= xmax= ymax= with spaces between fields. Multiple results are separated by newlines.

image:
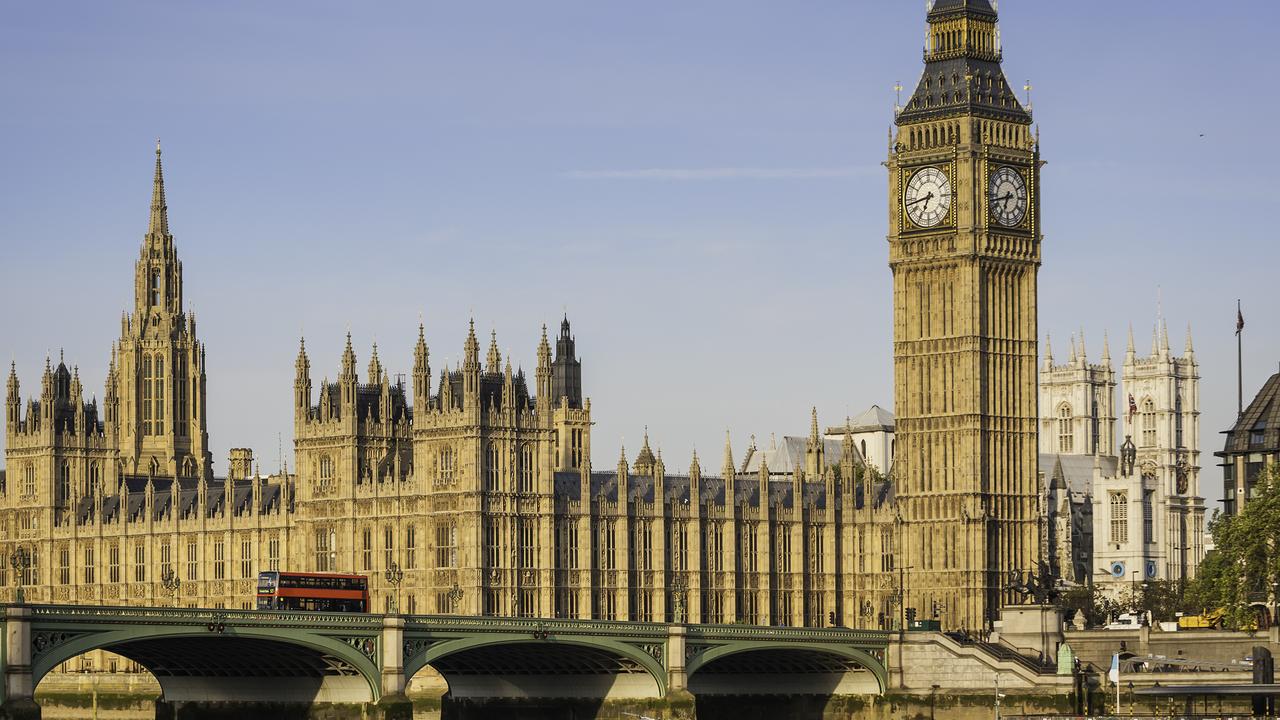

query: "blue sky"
xmin=1 ymin=1 xmax=1275 ymax=502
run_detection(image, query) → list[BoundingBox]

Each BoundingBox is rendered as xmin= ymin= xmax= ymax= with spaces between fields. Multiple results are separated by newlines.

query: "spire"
xmin=341 ymin=332 xmax=357 ymax=379
xmin=464 ymin=319 xmax=479 ymax=368
xmin=689 ymin=448 xmax=701 ymax=479
xmin=1102 ymin=331 xmax=1112 ymax=365
xmin=295 ymin=337 xmax=309 ymax=375
xmin=1078 ymin=328 xmax=1087 ymax=363
xmin=1184 ymin=322 xmax=1195 ymax=356
xmin=368 ymin=342 xmax=383 ymax=382
xmin=810 ymin=407 xmax=820 ymax=441
xmin=634 ymin=427 xmax=657 ymax=474
xmin=486 ymin=330 xmax=501 ymax=373
xmin=1126 ymin=324 xmax=1136 ymax=362
xmin=722 ymin=430 xmax=735 ymax=478
xmin=1044 ymin=334 xmax=1054 ymax=368
xmin=1068 ymin=333 xmax=1078 ymax=364
xmin=1160 ymin=318 xmax=1170 ymax=357
xmin=537 ymin=324 xmax=551 ymax=367
xmin=148 ymin=139 xmax=169 ymax=237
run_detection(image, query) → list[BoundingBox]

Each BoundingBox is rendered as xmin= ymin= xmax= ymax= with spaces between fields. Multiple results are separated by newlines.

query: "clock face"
xmin=989 ymin=166 xmax=1028 ymax=226
xmin=904 ymin=167 xmax=952 ymax=228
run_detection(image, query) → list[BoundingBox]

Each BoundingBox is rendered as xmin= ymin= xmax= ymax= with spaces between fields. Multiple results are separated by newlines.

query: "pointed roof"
xmin=897 ymin=1 xmax=1030 ymax=126
xmin=1220 ymin=372 xmax=1280 ymax=455
xmin=634 ymin=428 xmax=657 ymax=470
xmin=148 ymin=139 xmax=170 ymax=236
xmin=847 ymin=405 xmax=896 ymax=433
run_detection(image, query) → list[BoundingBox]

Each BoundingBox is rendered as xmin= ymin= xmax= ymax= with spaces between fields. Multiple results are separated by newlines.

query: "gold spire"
xmin=148 ymin=139 xmax=169 ymax=237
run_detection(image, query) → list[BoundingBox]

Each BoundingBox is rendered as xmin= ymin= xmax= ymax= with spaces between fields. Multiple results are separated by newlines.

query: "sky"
xmin=1 ymin=1 xmax=1276 ymax=505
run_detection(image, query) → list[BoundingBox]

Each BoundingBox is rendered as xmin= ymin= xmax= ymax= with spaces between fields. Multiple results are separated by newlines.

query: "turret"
xmin=6 ymin=361 xmax=18 ymax=430
xmin=1043 ymin=335 xmax=1054 ymax=371
xmin=486 ymin=330 xmax=501 ymax=374
xmin=339 ymin=332 xmax=357 ymax=409
xmin=412 ymin=323 xmax=430 ymax=408
xmin=1184 ymin=323 xmax=1196 ymax=362
xmin=1101 ymin=331 xmax=1112 ymax=367
xmin=294 ymin=337 xmax=311 ymax=418
xmin=634 ymin=428 xmax=656 ymax=477
xmin=536 ymin=324 xmax=552 ymax=408
xmin=551 ymin=315 xmax=583 ymax=409
xmin=689 ymin=449 xmax=702 ymax=504
xmin=367 ymin=342 xmax=383 ymax=384
xmin=721 ymin=431 xmax=735 ymax=484
xmin=463 ymin=320 xmax=480 ymax=402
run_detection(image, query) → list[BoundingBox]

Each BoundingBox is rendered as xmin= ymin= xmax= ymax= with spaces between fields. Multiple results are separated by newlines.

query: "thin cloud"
xmin=563 ymin=166 xmax=873 ymax=180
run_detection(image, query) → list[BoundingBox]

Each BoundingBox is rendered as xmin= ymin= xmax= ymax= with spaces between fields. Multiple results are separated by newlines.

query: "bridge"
xmin=0 ymin=604 xmax=889 ymax=719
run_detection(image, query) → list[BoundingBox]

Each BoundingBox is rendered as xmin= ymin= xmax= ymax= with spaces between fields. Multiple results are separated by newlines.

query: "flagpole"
xmin=1238 ymin=299 xmax=1244 ymax=418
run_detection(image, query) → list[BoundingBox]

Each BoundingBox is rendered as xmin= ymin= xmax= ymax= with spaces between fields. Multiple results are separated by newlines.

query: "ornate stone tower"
xmin=1039 ymin=333 xmax=1117 ymax=457
xmin=112 ymin=142 xmax=211 ymax=480
xmin=888 ymin=0 xmax=1041 ymax=630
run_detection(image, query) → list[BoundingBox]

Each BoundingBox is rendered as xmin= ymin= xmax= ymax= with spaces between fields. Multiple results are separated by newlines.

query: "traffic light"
xmin=906 ymin=607 xmax=917 ymax=623
xmin=828 ymin=611 xmax=837 ymax=627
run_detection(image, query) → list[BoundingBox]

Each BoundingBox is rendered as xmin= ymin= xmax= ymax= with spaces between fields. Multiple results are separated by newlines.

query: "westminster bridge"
xmin=0 ymin=604 xmax=889 ymax=719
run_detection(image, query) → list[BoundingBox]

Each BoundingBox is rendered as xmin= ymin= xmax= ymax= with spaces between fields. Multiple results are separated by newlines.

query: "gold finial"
xmin=156 ymin=137 xmax=161 ymax=154
xmin=894 ymin=81 xmax=903 ymax=115
xmin=1023 ymin=80 xmax=1034 ymax=111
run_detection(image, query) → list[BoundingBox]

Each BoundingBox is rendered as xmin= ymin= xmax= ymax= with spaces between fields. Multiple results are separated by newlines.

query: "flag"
xmin=1237 ymin=302 xmax=1245 ymax=336
xmin=1109 ymin=653 xmax=1120 ymax=683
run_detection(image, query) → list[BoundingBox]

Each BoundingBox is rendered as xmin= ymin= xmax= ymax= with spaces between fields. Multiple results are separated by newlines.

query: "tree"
xmin=1187 ymin=464 xmax=1280 ymax=630
xmin=1056 ymin=583 xmax=1119 ymax=628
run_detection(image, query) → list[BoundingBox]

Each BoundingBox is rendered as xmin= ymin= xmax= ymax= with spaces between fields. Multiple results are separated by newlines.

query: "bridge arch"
xmin=32 ymin=625 xmax=382 ymax=704
xmin=688 ymin=641 xmax=887 ymax=696
xmin=407 ymin=633 xmax=667 ymax=700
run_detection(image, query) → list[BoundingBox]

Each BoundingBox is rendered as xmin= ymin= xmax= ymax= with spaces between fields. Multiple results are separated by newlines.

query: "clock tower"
xmin=888 ymin=0 xmax=1041 ymax=630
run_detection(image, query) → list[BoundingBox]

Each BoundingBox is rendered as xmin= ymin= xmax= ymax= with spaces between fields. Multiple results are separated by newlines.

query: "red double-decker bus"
xmin=256 ymin=571 xmax=369 ymax=612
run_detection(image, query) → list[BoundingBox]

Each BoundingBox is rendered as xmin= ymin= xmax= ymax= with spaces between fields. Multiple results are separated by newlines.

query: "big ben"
xmin=888 ymin=0 xmax=1041 ymax=631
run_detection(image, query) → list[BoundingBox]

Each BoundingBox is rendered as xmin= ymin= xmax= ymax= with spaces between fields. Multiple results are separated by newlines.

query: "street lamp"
xmin=161 ymin=568 xmax=181 ymax=607
xmin=384 ymin=561 xmax=404 ymax=615
xmin=8 ymin=546 xmax=31 ymax=605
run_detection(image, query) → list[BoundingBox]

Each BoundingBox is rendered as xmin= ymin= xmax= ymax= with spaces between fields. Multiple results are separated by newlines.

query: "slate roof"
xmin=1220 ymin=373 xmax=1280 ymax=456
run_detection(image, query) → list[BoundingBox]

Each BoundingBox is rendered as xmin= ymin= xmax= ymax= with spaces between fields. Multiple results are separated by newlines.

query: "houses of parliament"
xmin=1 ymin=0 xmax=1043 ymax=634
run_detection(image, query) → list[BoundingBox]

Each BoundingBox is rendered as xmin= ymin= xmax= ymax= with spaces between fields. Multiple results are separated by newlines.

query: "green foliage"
xmin=1056 ymin=583 xmax=1118 ymax=627
xmin=1186 ymin=464 xmax=1280 ymax=630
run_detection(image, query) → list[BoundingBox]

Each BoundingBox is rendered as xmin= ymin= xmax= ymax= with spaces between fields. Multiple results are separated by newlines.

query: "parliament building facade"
xmin=3 ymin=0 xmax=1048 ymax=633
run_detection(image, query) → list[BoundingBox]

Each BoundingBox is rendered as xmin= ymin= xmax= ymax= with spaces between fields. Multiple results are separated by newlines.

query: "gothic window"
xmin=405 ymin=525 xmax=417 ymax=570
xmin=22 ymin=464 xmax=35 ymax=497
xmin=268 ymin=536 xmax=280 ymax=572
xmin=87 ymin=462 xmax=100 ymax=497
xmin=176 ymin=355 xmax=188 ymax=437
xmin=83 ymin=546 xmax=95 ymax=585
xmin=861 ymin=439 xmax=868 ymax=459
xmin=570 ymin=429 xmax=584 ymax=468
xmin=108 ymin=543 xmax=120 ymax=584
xmin=519 ymin=444 xmax=534 ymax=494
xmin=520 ymin=522 xmax=534 ymax=570
xmin=1141 ymin=399 xmax=1157 ymax=447
xmin=141 ymin=355 xmax=153 ymax=434
xmin=1058 ymin=404 xmax=1074 ymax=454
xmin=134 ymin=542 xmax=146 ymax=582
xmin=314 ymin=528 xmax=336 ymax=572
xmin=212 ymin=540 xmax=225 ymax=579
xmin=485 ymin=443 xmax=500 ymax=492
xmin=58 ymin=548 xmax=70 ymax=585
xmin=383 ymin=525 xmax=394 ymax=569
xmin=317 ymin=455 xmax=334 ymax=494
xmin=435 ymin=522 xmax=457 ymax=568
xmin=159 ymin=541 xmax=172 ymax=580
xmin=1142 ymin=490 xmax=1154 ymax=544
xmin=240 ymin=539 xmax=252 ymax=578
xmin=57 ymin=462 xmax=71 ymax=505
xmin=150 ymin=270 xmax=161 ymax=307
xmin=1175 ymin=392 xmax=1184 ymax=449
xmin=1110 ymin=492 xmax=1129 ymax=545
xmin=154 ymin=356 xmax=165 ymax=432
xmin=187 ymin=540 xmax=199 ymax=581
xmin=438 ymin=447 xmax=454 ymax=485
xmin=361 ymin=529 xmax=372 ymax=572
xmin=484 ymin=519 xmax=501 ymax=570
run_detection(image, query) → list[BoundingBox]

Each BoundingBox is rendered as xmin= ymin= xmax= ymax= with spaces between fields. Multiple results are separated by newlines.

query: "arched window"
xmin=860 ymin=439 xmax=868 ymax=459
xmin=153 ymin=356 xmax=165 ymax=432
xmin=1141 ymin=399 xmax=1157 ymax=448
xmin=57 ymin=461 xmax=71 ymax=505
xmin=438 ymin=447 xmax=454 ymax=485
xmin=22 ymin=464 xmax=36 ymax=496
xmin=486 ymin=443 xmax=500 ymax=492
xmin=141 ymin=355 xmax=153 ymax=435
xmin=1058 ymin=404 xmax=1074 ymax=454
xmin=87 ymin=462 xmax=101 ymax=497
xmin=150 ymin=270 xmax=161 ymax=307
xmin=519 ymin=444 xmax=534 ymax=494
xmin=317 ymin=456 xmax=334 ymax=494
xmin=1175 ymin=392 xmax=1184 ymax=449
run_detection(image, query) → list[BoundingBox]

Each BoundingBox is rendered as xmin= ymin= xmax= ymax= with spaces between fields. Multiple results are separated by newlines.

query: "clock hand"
xmin=905 ymin=192 xmax=935 ymax=208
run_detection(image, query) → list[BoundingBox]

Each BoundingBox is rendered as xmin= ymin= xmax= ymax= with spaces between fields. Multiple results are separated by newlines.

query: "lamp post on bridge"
xmin=384 ymin=561 xmax=404 ymax=615
xmin=161 ymin=568 xmax=181 ymax=607
xmin=8 ymin=545 xmax=31 ymax=604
